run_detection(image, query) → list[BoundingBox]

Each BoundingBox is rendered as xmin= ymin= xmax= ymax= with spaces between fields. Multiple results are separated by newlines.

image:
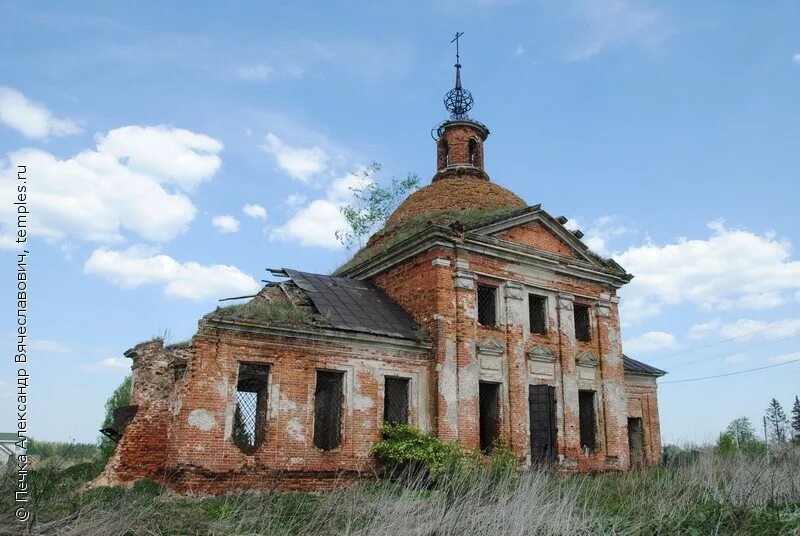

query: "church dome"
xmin=385 ymin=174 xmax=526 ymax=228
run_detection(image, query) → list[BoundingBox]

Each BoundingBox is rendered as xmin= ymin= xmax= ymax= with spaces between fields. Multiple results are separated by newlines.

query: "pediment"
xmin=527 ymin=344 xmax=557 ymax=363
xmin=477 ymin=338 xmax=504 ymax=357
xmin=468 ymin=208 xmax=607 ymax=266
xmin=576 ymin=351 xmax=598 ymax=367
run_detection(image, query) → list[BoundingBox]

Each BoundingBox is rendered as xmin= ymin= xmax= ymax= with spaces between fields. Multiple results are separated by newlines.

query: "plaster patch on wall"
xmin=278 ymin=390 xmax=297 ymax=412
xmin=287 ymin=417 xmax=305 ymax=442
xmin=188 ymin=409 xmax=217 ymax=431
xmin=463 ymin=300 xmax=478 ymax=320
xmin=442 ymin=338 xmax=459 ymax=431
xmin=215 ymin=380 xmax=229 ymax=398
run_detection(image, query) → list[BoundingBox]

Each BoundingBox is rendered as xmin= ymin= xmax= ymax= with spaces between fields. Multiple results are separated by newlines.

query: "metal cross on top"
xmin=451 ymin=31 xmax=464 ymax=65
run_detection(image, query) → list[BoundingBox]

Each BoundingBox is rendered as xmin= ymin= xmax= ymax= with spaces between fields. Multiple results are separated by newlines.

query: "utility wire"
xmin=661 ymin=357 xmax=800 ymax=384
xmin=667 ymin=333 xmax=800 ymax=370
xmin=648 ymin=317 xmax=800 ymax=363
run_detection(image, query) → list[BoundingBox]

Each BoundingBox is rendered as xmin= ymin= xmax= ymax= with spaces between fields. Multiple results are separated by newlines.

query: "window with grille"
xmin=529 ymin=294 xmax=547 ymax=335
xmin=314 ymin=370 xmax=344 ymax=450
xmin=383 ymin=377 xmax=409 ymax=425
xmin=578 ymin=390 xmax=597 ymax=452
xmin=232 ymin=362 xmax=269 ymax=454
xmin=574 ymin=304 xmax=591 ymax=342
xmin=477 ymin=285 xmax=497 ymax=327
xmin=479 ymin=382 xmax=501 ymax=452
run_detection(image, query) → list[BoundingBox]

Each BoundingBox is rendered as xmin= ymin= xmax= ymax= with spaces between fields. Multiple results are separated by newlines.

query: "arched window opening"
xmin=438 ymin=138 xmax=450 ymax=168
xmin=468 ymin=138 xmax=478 ymax=166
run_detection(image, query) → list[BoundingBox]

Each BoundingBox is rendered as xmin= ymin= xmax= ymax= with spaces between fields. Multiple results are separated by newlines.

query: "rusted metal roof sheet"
xmin=283 ymin=269 xmax=421 ymax=340
xmin=623 ymin=355 xmax=667 ymax=376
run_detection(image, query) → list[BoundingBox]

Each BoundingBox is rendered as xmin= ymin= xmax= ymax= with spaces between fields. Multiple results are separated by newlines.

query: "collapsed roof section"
xmin=211 ymin=269 xmax=422 ymax=341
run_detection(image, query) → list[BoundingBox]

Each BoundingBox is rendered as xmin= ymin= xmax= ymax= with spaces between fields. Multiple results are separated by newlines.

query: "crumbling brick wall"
xmin=92 ymin=323 xmax=432 ymax=494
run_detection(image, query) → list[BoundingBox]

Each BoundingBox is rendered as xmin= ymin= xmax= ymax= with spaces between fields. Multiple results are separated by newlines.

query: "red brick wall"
xmin=95 ymin=223 xmax=661 ymax=494
xmin=494 ymin=221 xmax=579 ymax=259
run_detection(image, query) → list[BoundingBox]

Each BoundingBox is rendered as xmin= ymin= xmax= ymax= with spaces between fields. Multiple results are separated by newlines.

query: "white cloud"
xmin=262 ymin=132 xmax=329 ymax=182
xmin=624 ymin=330 xmax=677 ymax=354
xmin=566 ymin=0 xmax=664 ymax=61
xmin=242 ymin=203 xmax=268 ymax=220
xmin=31 ymin=339 xmax=70 ymax=353
xmin=724 ymin=353 xmax=748 ymax=364
xmin=270 ymin=169 xmax=374 ymax=249
xmin=96 ymin=125 xmax=223 ymax=191
xmin=688 ymin=317 xmax=800 ymax=342
xmin=0 ymin=125 xmax=222 ymax=244
xmin=769 ymin=352 xmax=800 ymax=364
xmin=515 ymin=45 xmax=526 ymax=56
xmin=616 ymin=221 xmax=800 ymax=322
xmin=270 ymin=199 xmax=347 ymax=249
xmin=84 ymin=245 xmax=261 ymax=301
xmin=96 ymin=357 xmax=131 ymax=370
xmin=212 ymin=215 xmax=240 ymax=233
xmin=0 ymin=86 xmax=82 ymax=139
xmin=237 ymin=64 xmax=275 ymax=81
xmin=565 ymin=215 xmax=632 ymax=256
xmin=285 ymin=193 xmax=307 ymax=207
xmin=793 ymin=53 xmax=800 ymax=65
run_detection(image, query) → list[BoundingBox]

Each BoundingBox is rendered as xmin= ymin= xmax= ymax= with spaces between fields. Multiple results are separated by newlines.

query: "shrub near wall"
xmin=370 ymin=423 xmax=515 ymax=483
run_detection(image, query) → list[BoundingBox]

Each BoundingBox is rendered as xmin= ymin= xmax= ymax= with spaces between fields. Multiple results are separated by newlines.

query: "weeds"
xmin=2 ymin=447 xmax=799 ymax=535
xmin=213 ymin=300 xmax=324 ymax=327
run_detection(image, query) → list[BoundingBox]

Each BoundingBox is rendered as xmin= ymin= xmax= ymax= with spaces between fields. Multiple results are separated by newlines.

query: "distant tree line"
xmin=715 ymin=395 xmax=800 ymax=456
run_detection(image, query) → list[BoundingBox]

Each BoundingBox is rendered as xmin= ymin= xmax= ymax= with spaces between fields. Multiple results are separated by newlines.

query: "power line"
xmin=667 ymin=333 xmax=800 ymax=370
xmin=661 ymin=357 xmax=800 ymax=384
xmin=648 ymin=317 xmax=800 ymax=363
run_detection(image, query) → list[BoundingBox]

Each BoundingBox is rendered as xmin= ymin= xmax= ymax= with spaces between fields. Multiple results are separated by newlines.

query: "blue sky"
xmin=1 ymin=0 xmax=799 ymax=445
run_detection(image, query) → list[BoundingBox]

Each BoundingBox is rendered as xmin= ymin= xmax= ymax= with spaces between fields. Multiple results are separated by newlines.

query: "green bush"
xmin=715 ymin=433 xmax=738 ymax=457
xmin=370 ymin=423 xmax=478 ymax=481
xmin=98 ymin=375 xmax=132 ymax=464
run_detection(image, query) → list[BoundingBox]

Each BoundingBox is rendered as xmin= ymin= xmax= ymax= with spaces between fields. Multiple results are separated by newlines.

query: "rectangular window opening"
xmin=479 ymin=382 xmax=501 ymax=453
xmin=477 ymin=285 xmax=497 ymax=327
xmin=529 ymin=294 xmax=547 ymax=335
xmin=314 ymin=370 xmax=344 ymax=451
xmin=578 ymin=390 xmax=597 ymax=452
xmin=233 ymin=362 xmax=270 ymax=453
xmin=383 ymin=377 xmax=410 ymax=425
xmin=574 ymin=304 xmax=591 ymax=342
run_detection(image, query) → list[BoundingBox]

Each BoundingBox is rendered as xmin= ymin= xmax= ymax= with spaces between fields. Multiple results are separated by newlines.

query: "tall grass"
xmin=2 ymin=448 xmax=799 ymax=535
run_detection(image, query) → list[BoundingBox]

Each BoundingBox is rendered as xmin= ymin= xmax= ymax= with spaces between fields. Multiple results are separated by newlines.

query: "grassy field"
xmin=2 ymin=447 xmax=799 ymax=535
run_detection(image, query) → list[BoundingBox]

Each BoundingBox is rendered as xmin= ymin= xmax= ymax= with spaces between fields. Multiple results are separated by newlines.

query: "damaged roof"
xmin=623 ymin=355 xmax=667 ymax=377
xmin=282 ymin=269 xmax=421 ymax=340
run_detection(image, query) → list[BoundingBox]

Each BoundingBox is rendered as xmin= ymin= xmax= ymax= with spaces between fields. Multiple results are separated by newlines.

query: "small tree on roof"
xmin=335 ymin=162 xmax=419 ymax=250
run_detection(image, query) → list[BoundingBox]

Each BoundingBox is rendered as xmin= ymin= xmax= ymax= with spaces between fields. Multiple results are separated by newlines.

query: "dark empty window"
xmin=578 ymin=390 xmax=597 ymax=452
xmin=479 ymin=382 xmax=501 ymax=452
xmin=314 ymin=370 xmax=344 ymax=450
xmin=529 ymin=294 xmax=547 ymax=335
xmin=383 ymin=377 xmax=410 ymax=425
xmin=438 ymin=138 xmax=450 ymax=167
xmin=477 ymin=285 xmax=497 ymax=326
xmin=574 ymin=304 xmax=591 ymax=342
xmin=233 ymin=362 xmax=270 ymax=453
xmin=468 ymin=138 xmax=478 ymax=165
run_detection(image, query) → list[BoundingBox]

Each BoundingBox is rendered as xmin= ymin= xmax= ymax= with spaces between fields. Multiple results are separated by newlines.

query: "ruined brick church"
xmin=94 ymin=51 xmax=665 ymax=494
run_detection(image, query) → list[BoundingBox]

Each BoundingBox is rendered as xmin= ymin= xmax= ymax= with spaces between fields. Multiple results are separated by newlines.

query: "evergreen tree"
xmin=764 ymin=398 xmax=789 ymax=443
xmin=791 ymin=395 xmax=800 ymax=444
